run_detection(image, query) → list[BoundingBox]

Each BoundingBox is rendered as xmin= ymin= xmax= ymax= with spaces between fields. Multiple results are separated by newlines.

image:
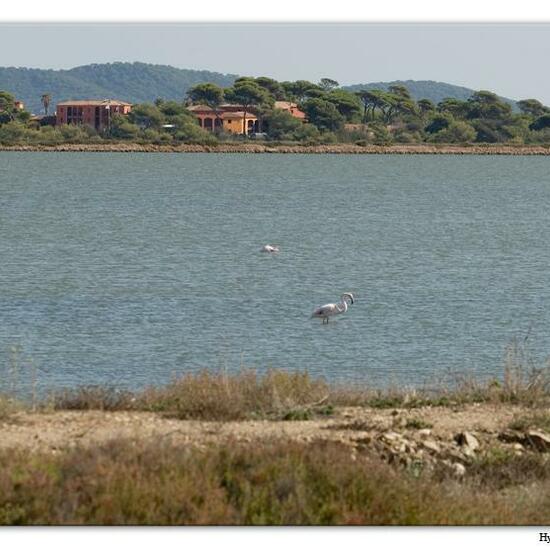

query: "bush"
xmin=393 ymin=130 xmax=423 ymax=144
xmin=263 ymin=109 xmax=302 ymax=140
xmin=0 ymin=121 xmax=28 ymax=144
xmin=139 ymin=369 xmax=329 ymax=421
xmin=2 ymin=438 xmax=550 ymax=524
xmin=425 ymin=114 xmax=453 ymax=134
xmin=368 ymin=122 xmax=393 ymax=145
xmin=174 ymin=121 xmax=218 ymax=145
xmin=291 ymin=123 xmax=321 ymax=143
xmin=140 ymin=128 xmax=172 ymax=143
xmin=58 ymin=124 xmax=91 ymax=143
xmin=429 ymin=121 xmax=477 ymax=144
xmin=110 ymin=115 xmax=140 ymax=139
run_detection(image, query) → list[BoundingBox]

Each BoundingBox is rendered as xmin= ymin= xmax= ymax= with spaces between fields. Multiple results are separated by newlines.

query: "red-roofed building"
xmin=274 ymin=101 xmax=307 ymax=121
xmin=56 ymin=99 xmax=132 ymax=131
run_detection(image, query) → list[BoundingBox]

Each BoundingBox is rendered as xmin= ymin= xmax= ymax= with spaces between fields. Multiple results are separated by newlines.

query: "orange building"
xmin=274 ymin=101 xmax=307 ymax=121
xmin=187 ymin=104 xmax=259 ymax=134
xmin=56 ymin=99 xmax=132 ymax=131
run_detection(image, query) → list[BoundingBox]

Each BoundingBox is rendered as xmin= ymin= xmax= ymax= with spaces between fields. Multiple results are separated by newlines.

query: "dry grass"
xmin=52 ymin=369 xmax=330 ymax=421
xmin=47 ymin=360 xmax=550 ymax=420
xmin=329 ymin=345 xmax=550 ymax=409
xmin=0 ymin=395 xmax=20 ymax=422
xmin=466 ymin=448 xmax=550 ymax=491
xmin=1 ymin=437 xmax=550 ymax=525
xmin=508 ymin=412 xmax=550 ymax=432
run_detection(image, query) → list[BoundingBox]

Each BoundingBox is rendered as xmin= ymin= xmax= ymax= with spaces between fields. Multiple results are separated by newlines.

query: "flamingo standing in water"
xmin=311 ymin=293 xmax=355 ymax=324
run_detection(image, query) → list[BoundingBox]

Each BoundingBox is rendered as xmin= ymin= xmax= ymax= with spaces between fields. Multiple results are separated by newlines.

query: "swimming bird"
xmin=311 ymin=293 xmax=355 ymax=324
xmin=261 ymin=244 xmax=280 ymax=253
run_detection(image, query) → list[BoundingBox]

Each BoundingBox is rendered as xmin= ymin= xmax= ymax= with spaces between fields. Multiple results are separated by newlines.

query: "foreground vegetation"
xmin=2 ymin=75 xmax=550 ymax=147
xmin=1 ymin=350 xmax=550 ymax=525
xmin=2 ymin=436 xmax=550 ymax=525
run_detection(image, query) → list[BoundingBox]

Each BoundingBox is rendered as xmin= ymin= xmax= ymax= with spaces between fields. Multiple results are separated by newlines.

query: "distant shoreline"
xmin=2 ymin=143 xmax=550 ymax=155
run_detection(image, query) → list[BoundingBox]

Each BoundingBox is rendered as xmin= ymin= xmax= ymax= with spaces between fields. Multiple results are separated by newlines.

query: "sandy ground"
xmin=0 ymin=403 xmax=532 ymax=453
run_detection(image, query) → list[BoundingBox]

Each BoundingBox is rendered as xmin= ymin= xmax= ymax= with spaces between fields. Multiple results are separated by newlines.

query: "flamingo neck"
xmin=338 ymin=298 xmax=348 ymax=313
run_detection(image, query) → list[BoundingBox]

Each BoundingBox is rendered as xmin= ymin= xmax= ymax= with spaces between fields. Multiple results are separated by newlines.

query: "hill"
xmin=0 ymin=62 xmax=238 ymax=114
xmin=0 ymin=63 xmax=518 ymax=114
xmin=343 ymin=79 xmax=517 ymax=109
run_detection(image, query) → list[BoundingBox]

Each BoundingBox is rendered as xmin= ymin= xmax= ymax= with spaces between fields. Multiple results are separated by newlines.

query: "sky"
xmin=1 ymin=23 xmax=550 ymax=103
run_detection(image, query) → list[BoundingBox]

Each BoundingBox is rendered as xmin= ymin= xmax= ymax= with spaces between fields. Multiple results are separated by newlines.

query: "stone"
xmin=461 ymin=447 xmax=476 ymax=458
xmin=422 ymin=439 xmax=440 ymax=454
xmin=454 ymin=431 xmax=480 ymax=451
xmin=452 ymin=462 xmax=466 ymax=477
xmin=417 ymin=429 xmax=432 ymax=439
xmin=396 ymin=442 xmax=407 ymax=454
xmin=446 ymin=448 xmax=467 ymax=462
xmin=380 ymin=431 xmax=402 ymax=444
xmin=524 ymin=430 xmax=550 ymax=452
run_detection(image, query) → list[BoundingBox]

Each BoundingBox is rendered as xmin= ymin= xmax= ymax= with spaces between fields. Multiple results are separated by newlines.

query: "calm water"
xmin=2 ymin=152 xmax=550 ymax=393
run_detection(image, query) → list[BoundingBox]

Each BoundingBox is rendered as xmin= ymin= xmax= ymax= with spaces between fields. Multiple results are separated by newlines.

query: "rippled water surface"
xmin=2 ymin=152 xmax=550 ymax=392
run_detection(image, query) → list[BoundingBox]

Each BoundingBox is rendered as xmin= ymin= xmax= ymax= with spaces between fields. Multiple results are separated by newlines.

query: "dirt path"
xmin=0 ymin=403 xmax=530 ymax=453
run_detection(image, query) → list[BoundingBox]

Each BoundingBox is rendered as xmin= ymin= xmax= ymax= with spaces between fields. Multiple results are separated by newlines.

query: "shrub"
xmin=429 ymin=121 xmax=477 ymax=144
xmin=174 ymin=121 xmax=218 ymax=145
xmin=2 ymin=438 xmax=550 ymax=524
xmin=291 ymin=123 xmax=321 ymax=143
xmin=263 ymin=109 xmax=301 ymax=140
xmin=0 ymin=121 xmax=28 ymax=144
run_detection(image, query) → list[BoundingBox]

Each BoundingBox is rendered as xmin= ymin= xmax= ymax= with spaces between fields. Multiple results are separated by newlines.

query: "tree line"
xmin=1 ymin=77 xmax=550 ymax=146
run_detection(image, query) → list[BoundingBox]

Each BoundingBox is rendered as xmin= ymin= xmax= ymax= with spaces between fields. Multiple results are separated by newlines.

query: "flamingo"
xmin=311 ymin=293 xmax=355 ymax=324
xmin=261 ymin=244 xmax=280 ymax=253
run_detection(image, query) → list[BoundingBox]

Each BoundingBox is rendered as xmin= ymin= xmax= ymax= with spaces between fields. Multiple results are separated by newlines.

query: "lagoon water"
xmin=2 ymin=152 xmax=550 ymax=394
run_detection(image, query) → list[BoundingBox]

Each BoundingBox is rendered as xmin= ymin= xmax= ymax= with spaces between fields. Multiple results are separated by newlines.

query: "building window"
xmin=67 ymin=106 xmax=84 ymax=125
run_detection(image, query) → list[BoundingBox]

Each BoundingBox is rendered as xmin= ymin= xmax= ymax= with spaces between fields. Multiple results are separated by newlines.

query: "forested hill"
xmin=1 ymin=62 xmax=517 ymax=114
xmin=343 ymin=80 xmax=517 ymax=109
xmin=0 ymin=62 xmax=239 ymax=113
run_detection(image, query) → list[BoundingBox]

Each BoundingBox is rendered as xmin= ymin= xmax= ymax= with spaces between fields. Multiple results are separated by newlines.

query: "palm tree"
xmin=41 ymin=94 xmax=51 ymax=116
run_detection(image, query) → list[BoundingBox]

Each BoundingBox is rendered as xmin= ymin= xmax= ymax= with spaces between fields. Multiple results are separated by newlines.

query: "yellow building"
xmin=187 ymin=104 xmax=259 ymax=135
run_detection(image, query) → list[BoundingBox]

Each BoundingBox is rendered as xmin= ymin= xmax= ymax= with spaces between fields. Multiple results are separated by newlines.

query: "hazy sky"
xmin=2 ymin=23 xmax=550 ymax=103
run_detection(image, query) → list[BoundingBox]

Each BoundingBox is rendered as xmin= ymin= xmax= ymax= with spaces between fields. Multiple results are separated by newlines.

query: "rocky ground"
xmin=2 ymin=143 xmax=550 ymax=154
xmin=2 ymin=403 xmax=549 ymax=477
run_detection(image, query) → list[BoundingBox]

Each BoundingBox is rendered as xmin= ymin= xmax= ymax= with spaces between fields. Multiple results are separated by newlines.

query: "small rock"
xmin=422 ymin=439 xmax=440 ymax=454
xmin=461 ymin=447 xmax=476 ymax=458
xmin=454 ymin=431 xmax=480 ymax=451
xmin=524 ymin=430 xmax=550 ymax=452
xmin=513 ymin=443 xmax=524 ymax=451
xmin=417 ymin=429 xmax=432 ymax=439
xmin=452 ymin=462 xmax=466 ymax=477
xmin=396 ymin=442 xmax=407 ymax=454
xmin=380 ymin=431 xmax=402 ymax=444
